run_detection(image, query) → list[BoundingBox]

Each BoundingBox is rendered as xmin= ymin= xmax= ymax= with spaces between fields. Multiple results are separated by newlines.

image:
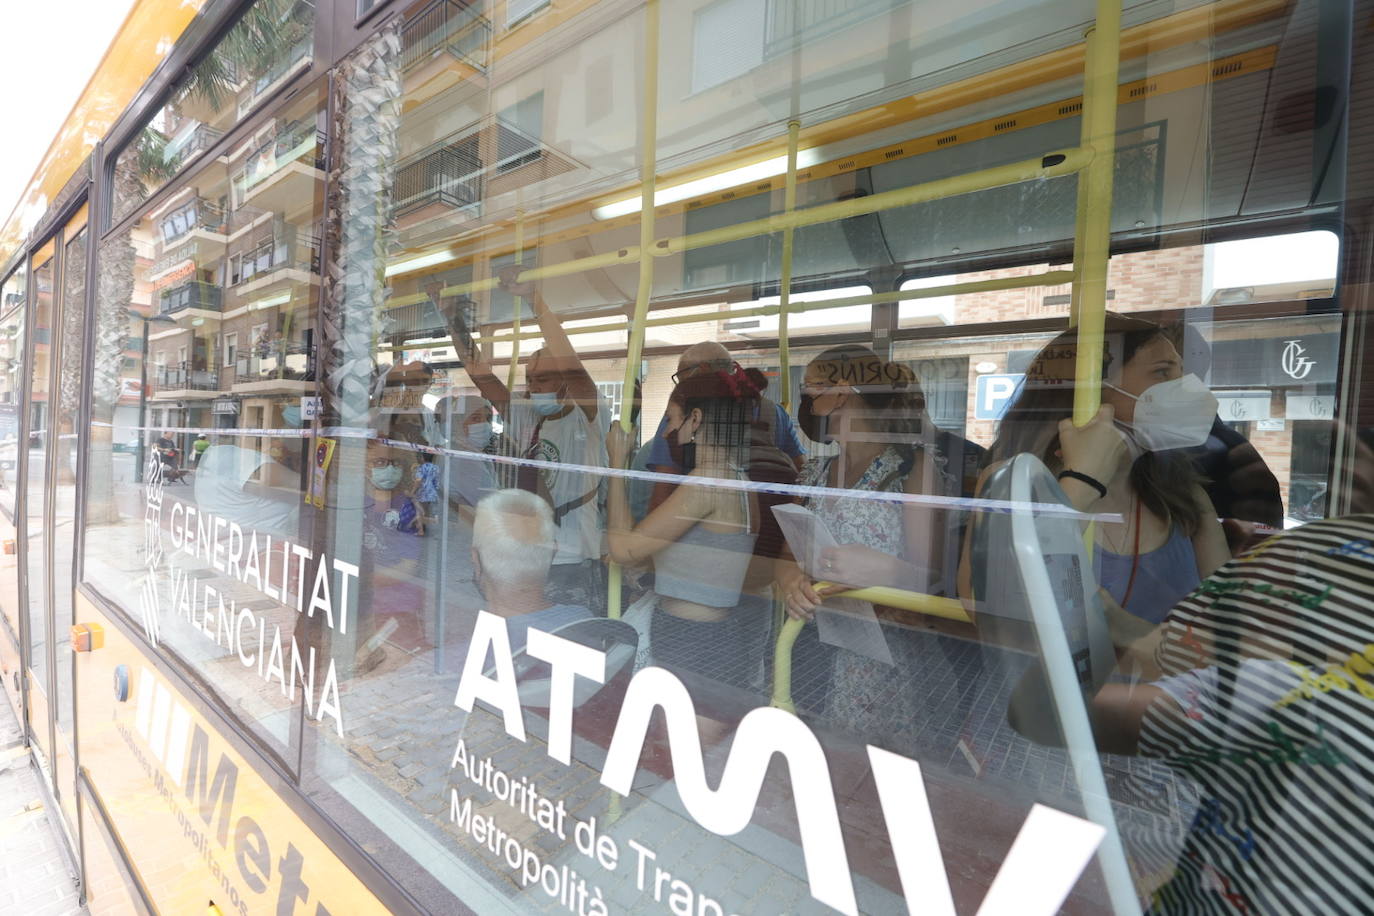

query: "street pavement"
xmin=0 ymin=693 xmax=84 ymax=915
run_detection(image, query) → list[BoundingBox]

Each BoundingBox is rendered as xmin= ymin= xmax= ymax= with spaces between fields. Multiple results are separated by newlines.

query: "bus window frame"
xmin=99 ymin=0 xmax=335 ymax=239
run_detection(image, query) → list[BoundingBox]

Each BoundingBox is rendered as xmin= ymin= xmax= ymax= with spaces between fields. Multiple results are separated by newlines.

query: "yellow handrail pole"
xmin=777 ymin=119 xmax=801 ymax=410
xmin=1069 ymin=3 xmax=1121 ymax=426
xmin=770 ymin=617 xmax=805 ymax=713
xmin=425 ymin=147 xmax=1091 ymax=299
xmin=607 ymin=0 xmax=660 ymax=621
xmin=770 ymin=585 xmax=970 ymax=711
xmin=466 ymin=269 xmax=1076 ymax=346
xmin=507 ymin=209 xmax=524 ymax=393
xmin=654 ymin=149 xmax=1091 ymax=257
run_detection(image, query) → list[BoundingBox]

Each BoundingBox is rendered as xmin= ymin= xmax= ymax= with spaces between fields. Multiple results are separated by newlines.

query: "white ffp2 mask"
xmin=1107 ymin=374 xmax=1218 ymax=451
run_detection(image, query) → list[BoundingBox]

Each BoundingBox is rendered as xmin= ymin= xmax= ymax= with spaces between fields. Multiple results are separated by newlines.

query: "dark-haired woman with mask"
xmin=607 ymin=367 xmax=769 ymax=695
xmin=977 ymin=318 xmax=1230 ymax=625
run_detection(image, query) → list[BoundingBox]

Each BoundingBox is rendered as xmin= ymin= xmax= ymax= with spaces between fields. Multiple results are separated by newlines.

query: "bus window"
xmin=84 ymin=85 xmax=326 ymax=760
xmin=109 ymin=0 xmax=317 ymax=226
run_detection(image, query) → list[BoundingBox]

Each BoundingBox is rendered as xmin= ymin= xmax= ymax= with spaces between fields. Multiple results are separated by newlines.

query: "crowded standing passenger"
xmin=776 ymin=345 xmax=965 ymax=751
xmin=606 ymin=367 xmax=772 ymax=696
xmin=434 ymin=268 xmax=610 ymax=610
xmin=978 ymin=317 xmax=1230 ymax=624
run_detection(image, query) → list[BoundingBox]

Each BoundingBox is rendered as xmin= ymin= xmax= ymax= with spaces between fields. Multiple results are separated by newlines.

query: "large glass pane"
xmin=26 ymin=250 xmax=54 ymax=689
xmin=0 ymin=266 xmax=25 ymax=513
xmin=80 ymin=0 xmax=1374 ymax=913
xmin=110 ymin=0 xmax=317 ymax=225
xmin=85 ymin=86 xmax=326 ymax=759
xmin=0 ymin=267 xmax=26 ymax=648
xmin=53 ymin=226 xmax=87 ymax=735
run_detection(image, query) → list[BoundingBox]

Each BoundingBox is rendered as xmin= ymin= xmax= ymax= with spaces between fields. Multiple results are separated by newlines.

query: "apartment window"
xmin=691 ymin=0 xmax=766 ymax=93
xmin=506 ymin=0 xmax=550 ymax=28
xmin=596 ymin=381 xmax=625 ymax=422
xmin=495 ymin=92 xmax=543 ymax=173
xmin=224 ymin=332 xmax=238 ymax=367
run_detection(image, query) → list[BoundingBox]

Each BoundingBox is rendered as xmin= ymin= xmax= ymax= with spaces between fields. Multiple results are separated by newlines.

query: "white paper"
xmin=770 ymin=503 xmax=894 ymax=665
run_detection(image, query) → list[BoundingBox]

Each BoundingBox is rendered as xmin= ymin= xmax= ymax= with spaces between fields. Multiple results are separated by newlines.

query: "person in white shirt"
xmin=432 ymin=268 xmax=610 ymax=611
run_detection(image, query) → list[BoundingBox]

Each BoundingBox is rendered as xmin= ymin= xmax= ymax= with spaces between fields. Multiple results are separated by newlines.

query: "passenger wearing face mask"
xmin=979 ymin=318 xmax=1231 ymax=625
xmin=432 ymin=268 xmax=610 ymax=611
xmin=433 ymin=391 xmax=512 ymax=510
xmin=357 ymin=436 xmax=429 ymax=661
xmin=606 ymin=367 xmax=772 ymax=697
xmin=776 ymin=346 xmax=962 ymax=741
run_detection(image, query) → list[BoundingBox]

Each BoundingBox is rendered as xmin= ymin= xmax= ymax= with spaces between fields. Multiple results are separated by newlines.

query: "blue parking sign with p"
xmin=975 ymin=373 xmax=1025 ymax=420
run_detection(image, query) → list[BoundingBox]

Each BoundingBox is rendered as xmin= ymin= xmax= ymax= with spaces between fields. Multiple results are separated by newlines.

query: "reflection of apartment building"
xmin=144 ymin=102 xmax=323 ymax=463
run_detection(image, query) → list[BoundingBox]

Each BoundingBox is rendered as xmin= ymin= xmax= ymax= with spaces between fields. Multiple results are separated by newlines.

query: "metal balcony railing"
xmin=242 ymin=119 xmax=327 ymax=191
xmin=159 ymin=198 xmax=227 ymax=245
xmin=237 ymin=39 xmax=313 ymax=117
xmin=393 ymin=144 xmax=482 ymax=217
xmin=234 ymin=234 xmax=321 ymax=285
xmin=164 ymin=123 xmax=225 ymax=173
xmin=401 ymin=0 xmax=490 ymax=73
xmin=155 ymin=363 xmax=220 ymax=391
xmin=159 ymin=280 xmax=222 ymax=315
xmin=235 ymin=343 xmax=312 ymax=383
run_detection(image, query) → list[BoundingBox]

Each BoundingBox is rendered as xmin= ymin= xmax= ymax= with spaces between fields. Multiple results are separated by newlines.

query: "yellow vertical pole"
xmin=507 ymin=209 xmax=524 ymax=394
xmin=1069 ymin=0 xmax=1121 ymax=426
xmin=606 ymin=0 xmax=660 ymax=620
xmin=777 ymin=119 xmax=800 ymax=410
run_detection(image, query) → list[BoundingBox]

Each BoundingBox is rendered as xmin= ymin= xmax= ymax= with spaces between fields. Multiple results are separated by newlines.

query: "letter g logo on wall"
xmin=1282 ymin=339 xmax=1316 ymax=380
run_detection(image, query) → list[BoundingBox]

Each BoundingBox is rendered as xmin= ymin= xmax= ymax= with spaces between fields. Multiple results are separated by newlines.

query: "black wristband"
xmin=1057 ymin=469 xmax=1107 ymax=500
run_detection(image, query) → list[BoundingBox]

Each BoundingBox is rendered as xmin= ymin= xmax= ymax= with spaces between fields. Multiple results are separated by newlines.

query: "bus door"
xmin=22 ymin=203 xmax=89 ymax=839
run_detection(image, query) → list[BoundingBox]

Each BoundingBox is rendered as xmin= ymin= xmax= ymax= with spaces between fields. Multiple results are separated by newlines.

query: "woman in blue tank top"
xmin=982 ymin=317 xmax=1231 ymax=625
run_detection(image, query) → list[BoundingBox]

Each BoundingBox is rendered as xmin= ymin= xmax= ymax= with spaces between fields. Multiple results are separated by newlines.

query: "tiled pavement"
xmin=0 ymin=696 xmax=84 ymax=916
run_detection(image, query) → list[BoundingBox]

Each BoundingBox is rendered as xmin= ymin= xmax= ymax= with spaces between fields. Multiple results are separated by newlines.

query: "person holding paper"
xmin=775 ymin=346 xmax=963 ymax=749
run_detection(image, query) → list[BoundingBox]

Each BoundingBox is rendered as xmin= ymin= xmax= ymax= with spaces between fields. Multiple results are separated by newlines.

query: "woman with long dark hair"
xmin=606 ymin=366 xmax=771 ymax=690
xmin=982 ymin=317 xmax=1230 ymax=624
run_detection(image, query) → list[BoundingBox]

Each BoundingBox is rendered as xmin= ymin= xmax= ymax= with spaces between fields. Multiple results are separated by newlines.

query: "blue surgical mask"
xmin=282 ymin=405 xmax=301 ymax=426
xmin=529 ymin=391 xmax=562 ymax=416
xmin=370 ymin=464 xmax=404 ymax=490
xmin=464 ymin=422 xmax=493 ymax=447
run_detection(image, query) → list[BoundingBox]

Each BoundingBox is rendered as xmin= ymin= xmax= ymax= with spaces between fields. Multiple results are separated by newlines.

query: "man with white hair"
xmin=471 ymin=489 xmax=591 ymax=648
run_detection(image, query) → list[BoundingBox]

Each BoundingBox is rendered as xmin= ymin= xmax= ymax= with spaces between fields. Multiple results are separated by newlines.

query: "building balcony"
xmin=232 ymin=344 xmax=314 ymax=394
xmin=393 ymin=144 xmax=482 ymax=219
xmin=152 ymin=363 xmax=221 ymax=399
xmin=158 ymin=197 xmax=227 ymax=248
xmin=159 ymin=280 xmax=222 ymax=317
xmin=402 ymin=0 xmax=490 ymax=74
xmin=164 ymin=122 xmax=225 ymax=174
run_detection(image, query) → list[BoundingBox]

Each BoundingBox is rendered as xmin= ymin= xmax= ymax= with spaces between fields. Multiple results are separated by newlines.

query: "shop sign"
xmin=152 ymin=260 xmax=195 ymax=291
xmin=1286 ymin=394 xmax=1335 ymax=420
xmin=212 ymin=397 xmax=240 ymax=415
xmin=299 ymin=396 xmax=322 ymax=421
xmin=1215 ymin=390 xmax=1271 ymax=422
xmin=1211 ymin=333 xmax=1339 ymax=387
